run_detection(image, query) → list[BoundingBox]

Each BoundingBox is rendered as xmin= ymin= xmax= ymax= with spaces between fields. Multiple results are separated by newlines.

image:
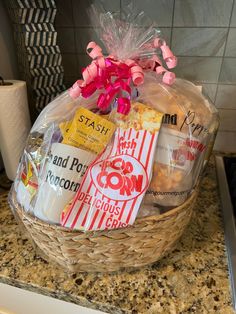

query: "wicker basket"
xmin=9 ymin=188 xmax=197 ymax=273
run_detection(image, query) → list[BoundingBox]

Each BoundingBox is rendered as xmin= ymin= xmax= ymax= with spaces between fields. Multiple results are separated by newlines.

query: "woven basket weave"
xmin=9 ymin=188 xmax=197 ymax=273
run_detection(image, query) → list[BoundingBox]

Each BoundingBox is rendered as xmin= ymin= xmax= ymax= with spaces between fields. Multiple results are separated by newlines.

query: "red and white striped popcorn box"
xmin=61 ymin=103 xmax=163 ymax=231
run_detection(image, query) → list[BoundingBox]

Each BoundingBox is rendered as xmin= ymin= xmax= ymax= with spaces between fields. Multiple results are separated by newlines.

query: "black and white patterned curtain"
xmin=5 ymin=0 xmax=66 ymax=122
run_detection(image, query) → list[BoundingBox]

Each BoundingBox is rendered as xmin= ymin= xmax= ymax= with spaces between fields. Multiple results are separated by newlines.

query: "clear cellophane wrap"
xmin=10 ymin=4 xmax=219 ymax=232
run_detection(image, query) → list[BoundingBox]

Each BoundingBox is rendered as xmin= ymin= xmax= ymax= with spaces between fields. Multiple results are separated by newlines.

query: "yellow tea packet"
xmin=62 ymin=107 xmax=116 ymax=154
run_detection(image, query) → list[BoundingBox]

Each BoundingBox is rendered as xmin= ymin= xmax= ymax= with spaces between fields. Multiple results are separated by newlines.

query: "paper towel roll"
xmin=0 ymin=80 xmax=31 ymax=180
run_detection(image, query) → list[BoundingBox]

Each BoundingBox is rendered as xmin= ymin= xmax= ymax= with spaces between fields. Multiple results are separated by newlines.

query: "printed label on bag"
xmin=62 ymin=107 xmax=116 ymax=154
xmin=156 ymin=127 xmax=207 ymax=172
xmin=34 ymin=143 xmax=96 ymax=224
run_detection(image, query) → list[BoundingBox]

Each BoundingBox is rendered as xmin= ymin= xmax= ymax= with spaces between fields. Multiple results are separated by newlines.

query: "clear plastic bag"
xmin=11 ymin=4 xmax=218 ymax=233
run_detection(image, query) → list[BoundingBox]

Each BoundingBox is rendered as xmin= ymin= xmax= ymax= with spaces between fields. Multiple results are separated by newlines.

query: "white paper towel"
xmin=0 ymin=80 xmax=31 ymax=180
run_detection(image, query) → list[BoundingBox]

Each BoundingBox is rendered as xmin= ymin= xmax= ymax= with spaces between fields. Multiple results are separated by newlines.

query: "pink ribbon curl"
xmin=69 ymin=40 xmax=177 ymax=115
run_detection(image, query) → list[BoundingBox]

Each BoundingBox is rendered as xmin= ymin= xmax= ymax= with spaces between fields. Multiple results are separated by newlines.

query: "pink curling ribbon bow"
xmin=69 ymin=40 xmax=177 ymax=115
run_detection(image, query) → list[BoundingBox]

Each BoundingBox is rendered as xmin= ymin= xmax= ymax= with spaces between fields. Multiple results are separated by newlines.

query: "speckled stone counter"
xmin=0 ymin=160 xmax=234 ymax=314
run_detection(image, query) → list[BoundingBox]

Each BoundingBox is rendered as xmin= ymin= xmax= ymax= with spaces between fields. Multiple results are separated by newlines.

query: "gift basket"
xmin=9 ymin=5 xmax=219 ymax=273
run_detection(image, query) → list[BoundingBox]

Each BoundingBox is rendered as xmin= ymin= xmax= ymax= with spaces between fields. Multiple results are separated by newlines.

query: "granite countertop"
xmin=0 ymin=159 xmax=234 ymax=314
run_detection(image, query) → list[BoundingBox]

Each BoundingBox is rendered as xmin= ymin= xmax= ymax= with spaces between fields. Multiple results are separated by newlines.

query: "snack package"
xmin=138 ymin=75 xmax=219 ymax=208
